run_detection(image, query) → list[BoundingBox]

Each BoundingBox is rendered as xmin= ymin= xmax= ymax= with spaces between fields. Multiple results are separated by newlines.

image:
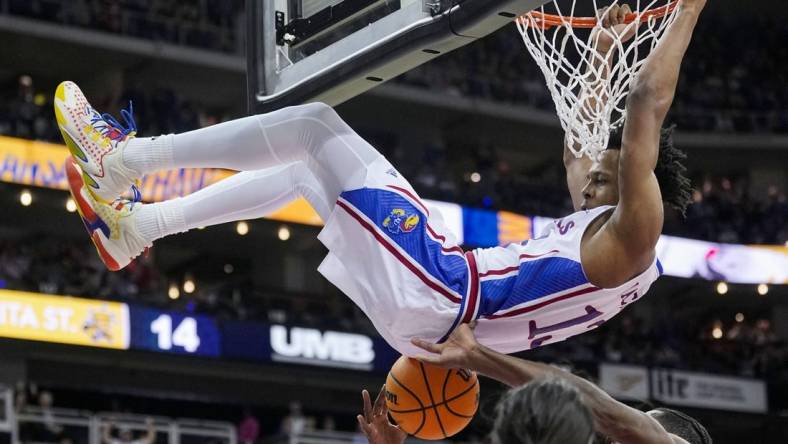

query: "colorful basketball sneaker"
xmin=54 ymin=81 xmax=141 ymax=203
xmin=65 ymin=159 xmax=150 ymax=271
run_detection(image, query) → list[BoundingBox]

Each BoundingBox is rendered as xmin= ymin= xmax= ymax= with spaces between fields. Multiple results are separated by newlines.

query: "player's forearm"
xmin=466 ymin=346 xmax=669 ymax=443
xmin=629 ymin=3 xmax=704 ymax=118
xmin=466 ymin=345 xmax=544 ymax=386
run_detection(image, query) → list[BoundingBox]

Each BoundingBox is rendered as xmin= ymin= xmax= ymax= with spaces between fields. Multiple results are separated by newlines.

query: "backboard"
xmin=246 ymin=0 xmax=550 ymax=113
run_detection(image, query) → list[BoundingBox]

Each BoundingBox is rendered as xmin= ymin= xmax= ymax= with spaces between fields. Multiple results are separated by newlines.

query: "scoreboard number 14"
xmin=150 ymin=315 xmax=201 ymax=353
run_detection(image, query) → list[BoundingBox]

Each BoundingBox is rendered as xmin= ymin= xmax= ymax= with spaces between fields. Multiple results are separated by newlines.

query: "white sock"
xmin=133 ymin=162 xmax=331 ymax=243
xmin=122 ymin=134 xmax=176 ymax=174
xmin=134 ymin=198 xmax=187 ymax=242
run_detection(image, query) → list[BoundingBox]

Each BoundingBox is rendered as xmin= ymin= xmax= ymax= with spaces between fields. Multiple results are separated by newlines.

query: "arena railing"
xmin=6 ymin=402 xmax=236 ymax=444
xmin=263 ymin=429 xmax=476 ymax=444
xmin=0 ymin=385 xmax=10 ymax=432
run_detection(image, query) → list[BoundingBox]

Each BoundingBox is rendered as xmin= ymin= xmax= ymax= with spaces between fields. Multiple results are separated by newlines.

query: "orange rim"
xmin=519 ymin=1 xmax=679 ymax=29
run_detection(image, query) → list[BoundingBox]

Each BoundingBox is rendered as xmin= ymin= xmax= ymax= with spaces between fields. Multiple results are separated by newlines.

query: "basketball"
xmin=385 ymin=356 xmax=479 ymax=440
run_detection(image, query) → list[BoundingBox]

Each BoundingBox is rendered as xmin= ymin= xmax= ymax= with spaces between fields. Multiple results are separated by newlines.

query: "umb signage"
xmin=270 ymin=325 xmax=376 ymax=370
xmin=651 ymin=368 xmax=767 ymax=413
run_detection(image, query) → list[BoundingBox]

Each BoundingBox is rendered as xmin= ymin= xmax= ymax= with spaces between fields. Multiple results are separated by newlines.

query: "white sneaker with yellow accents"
xmin=54 ymin=80 xmax=141 ymax=203
xmin=65 ymin=159 xmax=150 ymax=271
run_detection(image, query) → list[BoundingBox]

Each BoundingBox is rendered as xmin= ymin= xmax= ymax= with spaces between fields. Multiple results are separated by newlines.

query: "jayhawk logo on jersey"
xmin=382 ymin=208 xmax=420 ymax=234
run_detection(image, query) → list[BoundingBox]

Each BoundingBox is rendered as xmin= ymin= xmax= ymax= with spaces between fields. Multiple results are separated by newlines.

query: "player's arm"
xmin=412 ymin=324 xmax=675 ymax=444
xmin=565 ymin=4 xmax=633 ymax=210
xmin=591 ymin=0 xmax=706 ymax=276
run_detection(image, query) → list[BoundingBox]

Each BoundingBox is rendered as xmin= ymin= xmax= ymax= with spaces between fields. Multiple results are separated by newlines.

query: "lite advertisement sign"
xmin=651 ymin=368 xmax=767 ymax=414
xmin=600 ymin=363 xmax=768 ymax=414
xmin=0 ymin=289 xmax=129 ymax=349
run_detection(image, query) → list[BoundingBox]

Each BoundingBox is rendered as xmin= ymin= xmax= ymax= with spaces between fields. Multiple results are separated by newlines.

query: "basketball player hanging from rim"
xmin=56 ymin=0 xmax=702 ymax=356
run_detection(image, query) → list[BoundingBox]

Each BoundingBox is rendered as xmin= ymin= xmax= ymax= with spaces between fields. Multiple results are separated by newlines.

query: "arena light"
xmin=757 ymin=284 xmax=769 ymax=296
xmin=224 ymin=263 xmax=234 ymax=274
xmin=65 ymin=198 xmax=77 ymax=213
xmin=711 ymin=326 xmax=723 ymax=339
xmin=716 ymin=282 xmax=728 ymax=295
xmin=20 ymin=190 xmax=32 ymax=206
xmin=183 ymin=279 xmax=196 ymax=294
xmin=470 ymin=172 xmax=481 ymax=183
xmin=168 ymin=284 xmax=180 ymax=300
xmin=278 ymin=225 xmax=291 ymax=241
xmin=236 ymin=221 xmax=249 ymax=236
xmin=735 ymin=313 xmax=744 ymax=323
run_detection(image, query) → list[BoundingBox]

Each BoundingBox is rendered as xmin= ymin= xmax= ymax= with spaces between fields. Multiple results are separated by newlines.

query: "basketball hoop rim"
xmin=518 ymin=0 xmax=679 ymax=29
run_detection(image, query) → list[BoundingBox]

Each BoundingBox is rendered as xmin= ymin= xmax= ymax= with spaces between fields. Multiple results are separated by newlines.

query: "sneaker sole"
xmin=65 ymin=159 xmax=123 ymax=271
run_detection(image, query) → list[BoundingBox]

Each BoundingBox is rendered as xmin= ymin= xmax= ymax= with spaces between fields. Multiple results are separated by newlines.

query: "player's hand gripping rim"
xmin=411 ymin=322 xmax=480 ymax=370
xmin=357 ymin=385 xmax=407 ymax=444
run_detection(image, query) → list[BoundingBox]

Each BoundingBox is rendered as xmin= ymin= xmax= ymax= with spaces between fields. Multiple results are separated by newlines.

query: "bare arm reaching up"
xmin=582 ymin=0 xmax=707 ymax=287
xmin=412 ymin=324 xmax=690 ymax=444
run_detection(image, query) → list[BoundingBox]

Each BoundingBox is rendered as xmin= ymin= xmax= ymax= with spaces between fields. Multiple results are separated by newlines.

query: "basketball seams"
xmin=442 ymin=380 xmax=479 ymax=419
xmin=442 ymin=370 xmax=479 ymax=418
xmin=388 ymin=371 xmax=478 ymax=413
xmin=388 ymin=373 xmax=427 ymax=436
xmin=418 ymin=361 xmax=448 ymax=439
xmin=388 ymin=381 xmax=478 ymax=413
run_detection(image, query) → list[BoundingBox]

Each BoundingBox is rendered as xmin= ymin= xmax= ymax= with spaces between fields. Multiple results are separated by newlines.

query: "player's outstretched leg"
xmin=66 ymin=158 xmax=333 ymax=271
xmin=55 ymin=81 xmax=382 ymax=204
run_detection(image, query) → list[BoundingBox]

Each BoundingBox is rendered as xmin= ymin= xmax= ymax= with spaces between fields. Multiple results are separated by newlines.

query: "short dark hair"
xmin=647 ymin=408 xmax=713 ymax=444
xmin=607 ymin=125 xmax=693 ymax=215
xmin=488 ymin=378 xmax=594 ymax=444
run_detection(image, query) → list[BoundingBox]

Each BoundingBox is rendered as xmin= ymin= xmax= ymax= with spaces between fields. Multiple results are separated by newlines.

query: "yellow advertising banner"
xmin=0 ymin=135 xmax=323 ymax=226
xmin=0 ymin=289 xmax=129 ymax=349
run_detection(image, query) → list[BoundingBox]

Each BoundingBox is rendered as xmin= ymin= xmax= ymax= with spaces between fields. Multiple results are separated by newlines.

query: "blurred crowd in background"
xmin=0 ymin=235 xmax=368 ymax=332
xmin=11 ymin=381 xmax=374 ymax=444
xmin=397 ymin=15 xmax=788 ymax=134
xmin=2 ymin=0 xmax=244 ymax=53
xmin=2 ymin=0 xmax=787 ymax=134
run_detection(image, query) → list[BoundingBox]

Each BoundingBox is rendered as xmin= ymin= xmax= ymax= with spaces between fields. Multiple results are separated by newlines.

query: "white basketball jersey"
xmin=470 ymin=205 xmax=663 ymax=354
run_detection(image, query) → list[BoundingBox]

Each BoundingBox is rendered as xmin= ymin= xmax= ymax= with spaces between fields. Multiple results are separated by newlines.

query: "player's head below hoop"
xmin=578 ymin=124 xmax=693 ymax=214
xmin=488 ymin=378 xmax=594 ymax=444
xmin=486 ymin=381 xmax=712 ymax=444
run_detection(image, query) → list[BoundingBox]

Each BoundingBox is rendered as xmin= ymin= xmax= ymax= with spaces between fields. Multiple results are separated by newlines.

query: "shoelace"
xmin=88 ymin=102 xmax=143 ymax=203
xmin=88 ymin=101 xmax=138 ymax=142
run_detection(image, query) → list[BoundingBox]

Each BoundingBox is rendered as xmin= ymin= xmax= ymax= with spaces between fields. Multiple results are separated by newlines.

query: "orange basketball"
xmin=385 ymin=356 xmax=479 ymax=440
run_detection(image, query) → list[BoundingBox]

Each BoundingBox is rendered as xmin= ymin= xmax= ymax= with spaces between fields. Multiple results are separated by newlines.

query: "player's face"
xmin=580 ymin=150 xmax=620 ymax=210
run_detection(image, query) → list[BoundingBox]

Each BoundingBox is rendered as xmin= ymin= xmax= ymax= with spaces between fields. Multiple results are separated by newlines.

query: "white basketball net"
xmin=517 ymin=0 xmax=680 ymax=158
